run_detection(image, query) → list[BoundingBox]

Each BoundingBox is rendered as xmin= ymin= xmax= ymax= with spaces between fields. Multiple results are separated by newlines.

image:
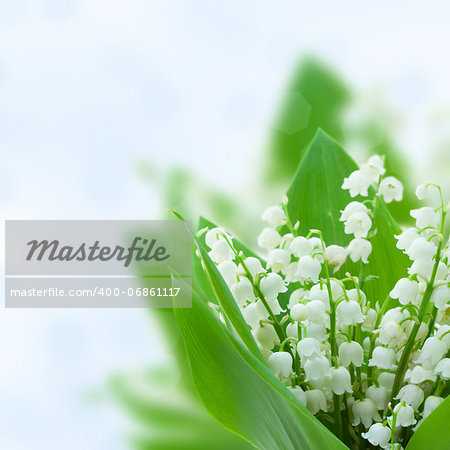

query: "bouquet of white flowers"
xmin=173 ymin=131 xmax=450 ymax=450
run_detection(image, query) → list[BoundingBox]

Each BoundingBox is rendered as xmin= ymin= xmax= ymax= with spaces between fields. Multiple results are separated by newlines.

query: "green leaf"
xmin=405 ymin=395 xmax=450 ymax=449
xmin=286 ymin=130 xmax=410 ymax=303
xmin=174 ymin=279 xmax=349 ymax=450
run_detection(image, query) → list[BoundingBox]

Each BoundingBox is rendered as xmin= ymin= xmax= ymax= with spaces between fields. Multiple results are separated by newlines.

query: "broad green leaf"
xmin=286 ymin=130 xmax=410 ymax=303
xmin=174 ymin=279 xmax=349 ymax=450
xmin=405 ymin=395 xmax=450 ymax=449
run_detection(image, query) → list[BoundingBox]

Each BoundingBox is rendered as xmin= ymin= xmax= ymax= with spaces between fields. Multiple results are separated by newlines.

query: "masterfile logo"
xmin=5 ymin=220 xmax=192 ymax=308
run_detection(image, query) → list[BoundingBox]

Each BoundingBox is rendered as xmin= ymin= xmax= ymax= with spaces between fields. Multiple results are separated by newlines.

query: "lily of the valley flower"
xmin=362 ymin=423 xmax=392 ymax=449
xmin=410 ymin=206 xmax=441 ymax=229
xmin=342 ymin=170 xmax=371 ymax=197
xmin=329 ymin=366 xmax=352 ymax=395
xmin=379 ymin=176 xmax=403 ymax=203
xmin=336 ymin=300 xmax=364 ymax=326
xmin=352 ymin=398 xmax=381 ymax=428
xmin=268 ymin=352 xmax=293 ymax=378
xmin=347 ymin=237 xmax=372 ymax=263
xmin=344 ymin=212 xmax=372 ymax=238
xmin=390 ymin=278 xmax=419 ymax=306
xmin=258 ymin=227 xmax=282 ymax=250
xmin=368 ymin=347 xmax=397 ymax=370
xmin=262 ymin=205 xmax=286 ymax=228
xmin=395 ymin=384 xmax=424 ymax=411
xmin=339 ymin=341 xmax=364 ymax=367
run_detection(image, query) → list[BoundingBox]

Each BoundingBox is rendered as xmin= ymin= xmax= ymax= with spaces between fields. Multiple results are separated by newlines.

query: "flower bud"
xmin=290 ymin=303 xmax=307 ymax=323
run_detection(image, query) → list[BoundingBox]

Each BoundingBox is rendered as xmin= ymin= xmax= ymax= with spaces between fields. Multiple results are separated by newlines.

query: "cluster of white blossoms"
xmin=201 ymin=155 xmax=449 ymax=450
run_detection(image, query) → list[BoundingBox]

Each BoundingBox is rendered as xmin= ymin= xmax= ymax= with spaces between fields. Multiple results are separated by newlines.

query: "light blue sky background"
xmin=1 ymin=1 xmax=450 ymax=448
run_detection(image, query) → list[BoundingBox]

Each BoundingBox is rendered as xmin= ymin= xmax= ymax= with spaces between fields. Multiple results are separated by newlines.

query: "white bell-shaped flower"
xmin=304 ymin=321 xmax=327 ymax=342
xmin=329 ymin=366 xmax=352 ymax=395
xmin=347 ymin=238 xmax=372 ymax=264
xmin=415 ymin=337 xmax=447 ymax=369
xmin=366 ymin=385 xmax=389 ymax=410
xmin=410 ymin=206 xmax=441 ymax=229
xmin=336 ymin=300 xmax=364 ymax=326
xmin=340 ymin=201 xmax=369 ymax=222
xmin=380 ymin=307 xmax=409 ymax=327
xmin=361 ymin=155 xmax=386 ymax=184
xmin=288 ymin=288 xmax=308 ymax=308
xmin=217 ymin=261 xmax=238 ymax=286
xmin=362 ymin=308 xmax=378 ymax=332
xmin=352 ymin=398 xmax=381 ymax=428
xmin=325 ymin=245 xmax=348 ymax=272
xmin=253 ymin=324 xmax=279 ymax=349
xmin=378 ymin=321 xmax=404 ymax=348
xmin=297 ymin=337 xmax=322 ymax=360
xmin=392 ymin=403 xmax=416 ymax=427
xmin=242 ymin=303 xmax=260 ymax=329
xmin=267 ymin=297 xmax=283 ymax=315
xmin=255 ymin=299 xmax=270 ymax=321
xmin=408 ymin=258 xmax=434 ymax=279
xmin=430 ymin=285 xmax=450 ymax=310
xmin=205 ymin=227 xmax=229 ymax=248
xmin=267 ymin=249 xmax=291 ymax=274
xmin=296 ymin=255 xmax=322 ymax=283
xmin=368 ymin=347 xmax=397 ymax=370
xmin=230 ymin=278 xmax=255 ymax=306
xmin=378 ymin=372 xmax=396 ymax=392
xmin=342 ymin=170 xmax=371 ymax=197
xmin=305 ymin=389 xmax=328 ymax=415
xmin=257 ymin=227 xmax=281 ymax=250
xmin=208 ymin=239 xmax=235 ymax=264
xmin=305 ymin=300 xmax=327 ymax=324
xmin=422 ymin=396 xmax=444 ymax=418
xmin=344 ymin=212 xmax=372 ymax=238
xmin=390 ymin=278 xmax=419 ymax=306
xmin=395 ymin=385 xmax=424 ymax=411
xmin=405 ymin=365 xmax=436 ymax=384
xmin=280 ymin=232 xmax=294 ymax=249
xmin=286 ymin=322 xmax=299 ymax=340
xmin=288 ymin=386 xmax=307 ymax=407
xmin=285 ymin=262 xmax=301 ymax=283
xmin=268 ymin=352 xmax=293 ymax=378
xmin=238 ymin=257 xmax=265 ymax=280
xmin=379 ymin=176 xmax=403 ymax=203
xmin=261 ymin=205 xmax=286 ymax=228
xmin=339 ymin=341 xmax=364 ymax=367
xmin=304 ymin=355 xmax=331 ymax=381
xmin=290 ymin=303 xmax=308 ymax=322
xmin=406 ymin=237 xmax=437 ymax=261
xmin=308 ymin=284 xmax=331 ymax=310
xmin=395 ymin=228 xmax=419 ymax=252
xmin=416 ymin=184 xmax=441 ymax=205
xmin=260 ymin=273 xmax=287 ymax=299
xmin=434 ymin=358 xmax=450 ymax=379
xmin=290 ymin=236 xmax=314 ymax=257
xmin=362 ymin=423 xmax=391 ymax=449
